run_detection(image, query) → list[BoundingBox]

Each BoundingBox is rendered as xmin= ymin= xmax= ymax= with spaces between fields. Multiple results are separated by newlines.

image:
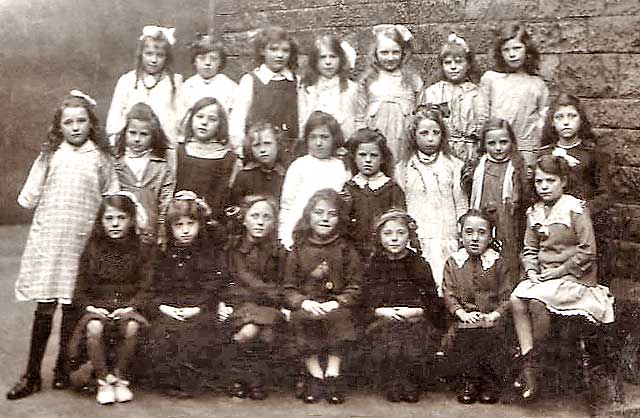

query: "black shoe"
xmin=6 ymin=375 xmax=42 ymax=400
xmin=228 ymin=382 xmax=247 ymax=399
xmin=303 ymin=377 xmax=323 ymax=403
xmin=457 ymin=380 xmax=477 ymax=404
xmin=479 ymin=385 xmax=498 ymax=404
xmin=52 ymin=374 xmax=69 ymax=390
xmin=325 ymin=377 xmax=344 ymax=404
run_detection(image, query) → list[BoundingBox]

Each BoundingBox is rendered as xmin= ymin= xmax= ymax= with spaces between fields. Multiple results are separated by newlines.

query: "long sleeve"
xmin=589 ymin=150 xmax=611 ymax=215
xmin=157 ymin=165 xmax=175 ymax=230
xmin=494 ymin=259 xmax=512 ymax=316
xmin=283 ymin=246 xmax=306 ymax=309
xmin=334 ymin=243 xmax=362 ymax=307
xmin=561 ymin=209 xmax=597 ymax=280
xmin=521 ymin=214 xmax=540 ymax=273
xmin=442 ymin=258 xmax=464 ymax=316
xmin=476 ymin=72 xmax=493 ymax=133
xmin=17 ymin=152 xmax=49 ymax=209
xmin=452 ymin=157 xmax=469 ymax=219
xmin=72 ymin=244 xmax=94 ymax=310
xmin=279 ymin=161 xmax=304 ymax=249
xmin=125 ymin=243 xmax=156 ymax=309
xmin=99 ymin=153 xmax=120 ymax=195
xmin=106 ymin=73 xmax=131 ymax=139
xmin=229 ymin=73 xmax=254 ymax=154
xmin=354 ymin=82 xmax=369 ymax=131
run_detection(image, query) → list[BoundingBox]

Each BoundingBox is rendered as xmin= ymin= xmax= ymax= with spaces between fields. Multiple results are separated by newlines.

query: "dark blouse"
xmin=247 ymin=74 xmax=299 ymax=140
xmin=230 ymin=163 xmax=285 ymax=205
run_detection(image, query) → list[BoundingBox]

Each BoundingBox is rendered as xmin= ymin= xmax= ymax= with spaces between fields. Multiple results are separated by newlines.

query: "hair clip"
xmin=340 ymin=40 xmax=357 ymax=70
xmin=69 ymin=89 xmax=97 ymax=106
xmin=225 ymin=205 xmax=241 ymax=218
xmin=447 ymin=32 xmax=469 ymax=53
xmin=102 ymin=191 xmax=149 ymax=231
xmin=174 ymin=190 xmax=212 ymax=216
xmin=373 ymin=24 xmax=413 ymax=42
xmin=140 ymin=25 xmax=176 ymax=45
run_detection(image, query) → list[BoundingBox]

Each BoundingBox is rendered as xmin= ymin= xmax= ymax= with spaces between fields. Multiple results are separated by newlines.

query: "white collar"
xmin=196 ymin=73 xmax=222 ymax=85
xmin=255 ymin=64 xmax=295 ymax=84
xmin=451 ymin=247 xmax=501 ymax=271
xmin=351 ymin=172 xmax=390 ymax=191
xmin=527 ymin=194 xmax=584 ymax=235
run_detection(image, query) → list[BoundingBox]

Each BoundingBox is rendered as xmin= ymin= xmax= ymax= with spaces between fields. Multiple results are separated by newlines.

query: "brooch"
xmin=325 ymin=281 xmax=334 ymax=290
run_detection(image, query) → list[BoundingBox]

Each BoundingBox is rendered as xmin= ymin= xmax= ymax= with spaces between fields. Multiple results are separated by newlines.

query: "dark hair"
xmin=46 ymin=94 xmax=108 ymax=153
xmin=301 ymin=34 xmax=351 ymax=92
xmin=372 ymin=208 xmax=422 ymax=256
xmin=346 ymin=128 xmax=394 ymax=177
xmin=457 ymin=208 xmax=501 ymax=253
xmin=189 ymin=33 xmax=227 ymax=70
xmin=406 ymin=104 xmax=451 ymax=160
xmin=292 ymin=188 xmax=347 ymax=245
xmin=437 ymin=37 xmax=481 ymax=84
xmin=182 ymin=97 xmax=229 ymax=144
xmin=534 ymin=154 xmax=570 ymax=185
xmin=166 ymin=199 xmax=208 ymax=228
xmin=492 ymin=22 xmax=540 ymax=75
xmin=135 ymin=31 xmax=177 ymax=102
xmin=541 ymin=93 xmax=595 ymax=148
xmin=226 ymin=194 xmax=279 ymax=249
xmin=253 ymin=26 xmax=299 ymax=71
xmin=95 ymin=194 xmax=138 ymax=239
xmin=303 ymin=111 xmax=344 ymax=155
xmin=113 ymin=102 xmax=169 ymax=158
xmin=242 ymin=122 xmax=284 ymax=166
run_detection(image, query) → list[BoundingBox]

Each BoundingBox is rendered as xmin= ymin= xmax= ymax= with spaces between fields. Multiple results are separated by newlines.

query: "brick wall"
xmin=217 ymin=0 xmax=640 ymax=279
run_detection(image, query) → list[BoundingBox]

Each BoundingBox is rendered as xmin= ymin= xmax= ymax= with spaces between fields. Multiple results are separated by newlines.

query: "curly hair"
xmin=292 ymin=188 xmax=348 ymax=245
xmin=46 ymin=94 xmax=108 ymax=153
xmin=113 ymin=102 xmax=170 ymax=158
xmin=492 ymin=22 xmax=540 ymax=75
xmin=302 ymin=111 xmax=345 ymax=156
xmin=372 ymin=208 xmax=422 ymax=257
xmin=135 ymin=32 xmax=177 ymax=101
xmin=405 ymin=104 xmax=451 ymax=161
xmin=345 ymin=128 xmax=394 ymax=177
xmin=541 ymin=93 xmax=595 ymax=148
xmin=226 ymin=194 xmax=278 ymax=249
xmin=242 ymin=122 xmax=285 ymax=166
xmin=301 ymin=34 xmax=352 ymax=92
xmin=182 ymin=97 xmax=229 ymax=145
xmin=437 ymin=37 xmax=481 ymax=84
xmin=253 ymin=25 xmax=299 ymax=71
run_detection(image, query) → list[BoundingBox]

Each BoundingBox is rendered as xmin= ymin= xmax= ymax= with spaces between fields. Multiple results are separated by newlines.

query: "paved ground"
xmin=0 ymin=224 xmax=636 ymax=418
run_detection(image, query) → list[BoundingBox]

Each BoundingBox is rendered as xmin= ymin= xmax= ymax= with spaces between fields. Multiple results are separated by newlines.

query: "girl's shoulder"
xmin=479 ymin=70 xmax=504 ymax=85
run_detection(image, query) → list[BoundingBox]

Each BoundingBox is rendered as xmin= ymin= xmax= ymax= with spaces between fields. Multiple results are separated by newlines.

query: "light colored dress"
xmin=478 ymin=71 xmax=549 ymax=168
xmin=181 ymin=73 xmax=238 ymax=118
xmin=395 ymin=151 xmax=469 ymax=294
xmin=106 ymin=70 xmax=184 ymax=145
xmin=299 ymin=77 xmax=359 ymax=141
xmin=279 ymin=155 xmax=350 ymax=249
xmin=418 ymin=80 xmax=480 ymax=161
xmin=15 ymin=141 xmax=119 ymax=302
xmin=358 ymin=70 xmax=422 ymax=163
xmin=512 ymin=194 xmax=614 ymax=324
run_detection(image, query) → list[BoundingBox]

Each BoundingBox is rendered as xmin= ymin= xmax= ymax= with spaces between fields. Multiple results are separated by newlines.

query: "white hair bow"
xmin=340 ymin=40 xmax=357 ymax=70
xmin=447 ymin=33 xmax=469 ymax=52
xmin=70 ymin=89 xmax=97 ymax=106
xmin=140 ymin=25 xmax=176 ymax=45
xmin=174 ymin=190 xmax=212 ymax=216
xmin=373 ymin=24 xmax=413 ymax=42
xmin=102 ymin=191 xmax=149 ymax=232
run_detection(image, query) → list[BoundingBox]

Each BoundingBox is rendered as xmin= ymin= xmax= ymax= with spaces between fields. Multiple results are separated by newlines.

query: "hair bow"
xmin=373 ymin=24 xmax=413 ymax=42
xmin=140 ymin=25 xmax=176 ymax=45
xmin=340 ymin=40 xmax=357 ymax=70
xmin=174 ymin=190 xmax=212 ymax=216
xmin=447 ymin=32 xmax=469 ymax=52
xmin=102 ymin=191 xmax=149 ymax=232
xmin=70 ymin=89 xmax=97 ymax=106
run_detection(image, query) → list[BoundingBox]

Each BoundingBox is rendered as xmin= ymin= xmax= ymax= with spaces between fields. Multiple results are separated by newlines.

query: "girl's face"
xmin=375 ymin=35 xmax=402 ymax=72
xmin=461 ymin=215 xmax=491 ymax=256
xmin=195 ymin=51 xmax=222 ymax=80
xmin=192 ymin=104 xmax=220 ymax=142
xmin=501 ymin=37 xmax=526 ymax=71
xmin=141 ymin=40 xmax=167 ymax=75
xmin=251 ymin=129 xmax=278 ymax=167
xmin=415 ymin=119 xmax=442 ymax=155
xmin=380 ymin=219 xmax=409 ymax=256
xmin=243 ymin=200 xmax=276 ymax=241
xmin=354 ymin=142 xmax=383 ymax=177
xmin=484 ymin=128 xmax=513 ymax=162
xmin=125 ymin=119 xmax=153 ymax=154
xmin=263 ymin=41 xmax=291 ymax=73
xmin=310 ymin=199 xmax=339 ymax=240
xmin=60 ymin=106 xmax=91 ymax=147
xmin=553 ymin=105 xmax=581 ymax=141
xmin=317 ymin=43 xmax=340 ymax=78
xmin=307 ymin=125 xmax=334 ymax=159
xmin=534 ymin=167 xmax=566 ymax=203
xmin=101 ymin=205 xmax=133 ymax=239
xmin=171 ymin=216 xmax=200 ymax=246
xmin=442 ymin=54 xmax=468 ymax=84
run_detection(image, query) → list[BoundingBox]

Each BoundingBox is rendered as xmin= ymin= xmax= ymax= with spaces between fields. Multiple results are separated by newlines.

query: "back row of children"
xmin=7 ymin=19 xmax=614 ymax=408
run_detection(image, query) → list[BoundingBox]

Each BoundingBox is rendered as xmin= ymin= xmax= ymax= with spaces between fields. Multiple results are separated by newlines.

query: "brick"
xmin=528 ymin=20 xmax=590 ymax=54
xmin=619 ymin=54 xmax=640 ymax=98
xmin=537 ymin=0 xmax=605 ymax=18
xmin=463 ymin=0 xmax=539 ymax=20
xmin=610 ymin=165 xmax=640 ymax=200
xmin=217 ymin=0 xmax=285 ymax=14
xmin=553 ymin=54 xmax=619 ymax=98
xmin=583 ymin=99 xmax=640 ymax=129
xmin=609 ymin=204 xmax=640 ymax=242
xmin=407 ymin=0 xmax=465 ymax=24
xmin=604 ymin=0 xmax=640 ymax=16
xmin=610 ymin=239 xmax=640 ymax=280
xmin=587 ymin=15 xmax=640 ymax=53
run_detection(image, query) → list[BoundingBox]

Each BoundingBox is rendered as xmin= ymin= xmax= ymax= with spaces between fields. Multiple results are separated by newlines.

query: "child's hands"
xmin=159 ymin=304 xmax=184 ymax=321
xmin=526 ymin=269 xmax=540 ymax=282
xmin=375 ymin=307 xmax=405 ymax=321
xmin=87 ymin=305 xmax=110 ymax=318
xmin=538 ymin=266 xmax=565 ymax=281
xmin=320 ymin=300 xmax=339 ymax=313
xmin=396 ymin=306 xmax=424 ymax=319
xmin=110 ymin=307 xmax=134 ymax=319
xmin=217 ymin=302 xmax=233 ymax=322
xmin=309 ymin=261 xmax=330 ymax=279
xmin=484 ymin=311 xmax=501 ymax=325
xmin=280 ymin=308 xmax=292 ymax=322
xmin=301 ymin=300 xmax=327 ymax=316
xmin=180 ymin=306 xmax=201 ymax=319
xmin=456 ymin=309 xmax=483 ymax=324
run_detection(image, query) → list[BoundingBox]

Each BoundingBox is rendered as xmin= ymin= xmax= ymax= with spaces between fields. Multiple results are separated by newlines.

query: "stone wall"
xmin=216 ymin=0 xmax=640 ymax=279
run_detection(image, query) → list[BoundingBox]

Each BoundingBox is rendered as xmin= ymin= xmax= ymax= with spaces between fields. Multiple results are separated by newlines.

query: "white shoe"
xmin=114 ymin=378 xmax=133 ymax=403
xmin=96 ymin=375 xmax=117 ymax=405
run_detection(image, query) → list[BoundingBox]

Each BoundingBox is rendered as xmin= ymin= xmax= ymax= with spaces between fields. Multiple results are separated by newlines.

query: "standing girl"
xmin=343 ymin=128 xmax=406 ymax=259
xmin=113 ymin=103 xmax=174 ymax=241
xmin=418 ymin=33 xmax=481 ymax=162
xmin=226 ymin=195 xmax=284 ymax=400
xmin=107 ymin=26 xmax=183 ymax=145
xmin=395 ymin=106 xmax=468 ymax=294
xmin=510 ymin=155 xmax=614 ymax=401
xmin=356 ymin=24 xmax=423 ymax=163
xmin=8 ymin=91 xmax=118 ymax=400
xmin=362 ymin=209 xmax=439 ymax=403
xmin=299 ymin=34 xmax=359 ymax=141
xmin=279 ymin=111 xmax=350 ymax=250
xmin=478 ymin=22 xmax=549 ymax=170
xmin=69 ymin=193 xmax=153 ymax=405
xmin=230 ymin=25 xmax=300 ymax=157
xmin=284 ymin=189 xmax=362 ymax=404
xmin=231 ymin=122 xmax=286 ymax=205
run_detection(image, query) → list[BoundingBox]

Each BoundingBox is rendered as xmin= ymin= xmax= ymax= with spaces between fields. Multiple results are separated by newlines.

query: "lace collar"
xmin=351 ymin=172 xmax=390 ymax=191
xmin=451 ymin=247 xmax=500 ymax=271
xmin=527 ymin=194 xmax=584 ymax=234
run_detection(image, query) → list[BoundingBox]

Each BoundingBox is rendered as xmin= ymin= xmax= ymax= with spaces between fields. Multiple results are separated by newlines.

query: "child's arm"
xmin=106 ymin=73 xmax=132 ymax=140
xmin=475 ymin=72 xmax=494 ymax=135
xmin=521 ymin=212 xmax=540 ymax=277
xmin=390 ymin=182 xmax=407 ymax=210
xmin=17 ymin=152 xmax=50 ymax=209
xmin=229 ymin=73 xmax=254 ymax=155
xmin=283 ymin=246 xmax=308 ymax=309
xmin=354 ymin=82 xmax=369 ymax=131
xmin=99 ymin=153 xmax=120 ymax=194
xmin=157 ymin=165 xmax=175 ymax=245
xmin=72 ymin=242 xmax=95 ymax=313
xmin=589 ymin=149 xmax=612 ymax=215
xmin=278 ymin=161 xmax=303 ymax=249
xmin=491 ymin=257 xmax=513 ymax=319
xmin=452 ymin=158 xmax=470 ymax=219
xmin=333 ymin=243 xmax=362 ymax=307
xmin=123 ymin=243 xmax=156 ymax=312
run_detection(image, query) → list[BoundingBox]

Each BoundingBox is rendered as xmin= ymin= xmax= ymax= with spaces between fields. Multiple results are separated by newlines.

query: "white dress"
xmin=181 ymin=73 xmax=238 ymax=118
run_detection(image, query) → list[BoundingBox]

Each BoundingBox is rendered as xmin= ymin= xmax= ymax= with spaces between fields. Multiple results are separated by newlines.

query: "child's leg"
xmin=305 ymin=354 xmax=324 ymax=379
xmin=233 ymin=323 xmax=260 ymax=344
xmin=86 ymin=320 xmax=108 ymax=379
xmin=114 ymin=320 xmax=140 ymax=378
xmin=325 ymin=354 xmax=341 ymax=378
xmin=529 ymin=300 xmax=552 ymax=343
xmin=53 ymin=304 xmax=77 ymax=386
xmin=511 ymin=296 xmax=534 ymax=355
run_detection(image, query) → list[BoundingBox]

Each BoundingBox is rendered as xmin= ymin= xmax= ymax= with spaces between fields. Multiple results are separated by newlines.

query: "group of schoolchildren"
xmin=6 ymin=20 xmax=616 ymax=409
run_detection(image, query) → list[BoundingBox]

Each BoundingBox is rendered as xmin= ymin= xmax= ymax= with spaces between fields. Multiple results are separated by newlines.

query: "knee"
xmin=510 ymin=296 xmax=528 ymax=315
xmin=86 ymin=320 xmax=104 ymax=338
xmin=123 ymin=320 xmax=140 ymax=339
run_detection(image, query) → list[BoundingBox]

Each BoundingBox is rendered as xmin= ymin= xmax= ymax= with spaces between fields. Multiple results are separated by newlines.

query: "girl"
xmin=343 ymin=128 xmax=406 ymax=259
xmin=395 ymin=106 xmax=468 ymax=294
xmin=478 ymin=22 xmax=549 ymax=170
xmin=356 ymin=24 xmax=423 ymax=163
xmin=182 ymin=33 xmax=238 ymax=118
xmin=226 ymin=196 xmax=284 ymax=400
xmin=230 ymin=122 xmax=286 ymax=205
xmin=279 ymin=111 xmax=350 ymax=250
xmin=510 ymin=155 xmax=614 ymax=401
xmin=299 ymin=34 xmax=359 ymax=141
xmin=284 ymin=189 xmax=362 ymax=404
xmin=175 ymin=97 xmax=237 ymax=226
xmin=113 ymin=102 xmax=174 ymax=242
xmin=107 ymin=26 xmax=183 ymax=145
xmin=463 ymin=118 xmax=531 ymax=284
xmin=418 ymin=33 xmax=481 ymax=162
xmin=442 ymin=209 xmax=512 ymax=405
xmin=8 ymin=91 xmax=118 ymax=400
xmin=69 ymin=193 xmax=152 ymax=405
xmin=362 ymin=209 xmax=439 ymax=403
xmin=144 ymin=193 xmax=232 ymax=397
xmin=230 ymin=25 xmax=300 ymax=157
